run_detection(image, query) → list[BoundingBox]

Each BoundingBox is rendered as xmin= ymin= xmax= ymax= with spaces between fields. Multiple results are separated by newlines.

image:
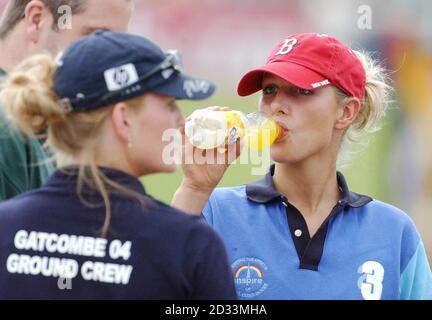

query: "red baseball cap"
xmin=237 ymin=33 xmax=366 ymax=100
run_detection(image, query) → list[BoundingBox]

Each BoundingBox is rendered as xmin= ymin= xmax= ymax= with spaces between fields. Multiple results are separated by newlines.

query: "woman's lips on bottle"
xmin=276 ymin=121 xmax=290 ymax=141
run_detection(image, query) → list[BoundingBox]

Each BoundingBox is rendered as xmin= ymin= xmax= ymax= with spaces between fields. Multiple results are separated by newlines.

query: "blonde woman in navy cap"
xmin=0 ymin=31 xmax=237 ymax=299
xmin=173 ymin=33 xmax=432 ymax=300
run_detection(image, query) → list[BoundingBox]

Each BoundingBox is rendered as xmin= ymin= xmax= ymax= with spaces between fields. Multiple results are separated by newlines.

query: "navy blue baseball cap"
xmin=53 ymin=30 xmax=216 ymax=112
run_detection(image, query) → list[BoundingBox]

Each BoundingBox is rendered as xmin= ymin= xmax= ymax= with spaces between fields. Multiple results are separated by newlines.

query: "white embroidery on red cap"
xmin=275 ymin=38 xmax=298 ymax=56
xmin=311 ymin=80 xmax=330 ymax=88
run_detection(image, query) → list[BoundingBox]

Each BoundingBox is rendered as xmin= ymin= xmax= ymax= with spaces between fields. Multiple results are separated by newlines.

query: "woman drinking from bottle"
xmin=173 ymin=33 xmax=432 ymax=300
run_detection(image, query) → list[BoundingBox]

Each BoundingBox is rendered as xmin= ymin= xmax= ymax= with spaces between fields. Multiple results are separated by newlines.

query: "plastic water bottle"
xmin=185 ymin=109 xmax=282 ymax=151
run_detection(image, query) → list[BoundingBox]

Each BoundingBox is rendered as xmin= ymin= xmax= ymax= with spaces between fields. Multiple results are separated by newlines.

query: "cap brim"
xmin=237 ymin=61 xmax=330 ymax=96
xmin=153 ymin=73 xmax=216 ymax=100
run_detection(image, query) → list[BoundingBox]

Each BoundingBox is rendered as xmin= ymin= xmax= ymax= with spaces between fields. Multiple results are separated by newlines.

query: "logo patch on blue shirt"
xmin=232 ymin=257 xmax=268 ymax=298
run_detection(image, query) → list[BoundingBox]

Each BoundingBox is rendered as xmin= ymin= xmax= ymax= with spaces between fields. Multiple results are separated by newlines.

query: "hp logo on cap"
xmin=113 ymin=68 xmax=131 ymax=87
xmin=104 ymin=63 xmax=139 ymax=92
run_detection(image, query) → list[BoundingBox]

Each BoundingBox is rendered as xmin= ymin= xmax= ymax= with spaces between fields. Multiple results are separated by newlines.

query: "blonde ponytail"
xmin=0 ymin=54 xmax=147 ymax=237
xmin=0 ymin=54 xmax=65 ymax=136
xmin=337 ymin=50 xmax=393 ymax=166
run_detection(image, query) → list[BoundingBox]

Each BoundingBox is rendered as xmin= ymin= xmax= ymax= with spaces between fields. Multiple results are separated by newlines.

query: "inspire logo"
xmin=232 ymin=258 xmax=268 ymax=298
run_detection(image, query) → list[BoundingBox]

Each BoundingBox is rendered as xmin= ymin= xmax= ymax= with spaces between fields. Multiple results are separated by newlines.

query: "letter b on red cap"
xmin=275 ymin=38 xmax=298 ymax=56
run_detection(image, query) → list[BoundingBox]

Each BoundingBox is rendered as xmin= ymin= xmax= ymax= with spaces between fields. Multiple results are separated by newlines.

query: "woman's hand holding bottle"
xmin=172 ymin=106 xmax=282 ymax=214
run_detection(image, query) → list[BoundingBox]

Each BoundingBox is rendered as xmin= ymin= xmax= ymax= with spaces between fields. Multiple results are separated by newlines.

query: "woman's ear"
xmin=335 ymin=97 xmax=361 ymax=130
xmin=110 ymin=102 xmax=132 ymax=143
xmin=24 ymin=0 xmax=50 ymax=43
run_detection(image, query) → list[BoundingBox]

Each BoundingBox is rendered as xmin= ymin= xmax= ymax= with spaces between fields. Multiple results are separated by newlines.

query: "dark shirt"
xmin=0 ymin=167 xmax=237 ymax=299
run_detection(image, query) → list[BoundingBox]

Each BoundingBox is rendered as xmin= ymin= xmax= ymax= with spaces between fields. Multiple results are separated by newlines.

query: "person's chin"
xmin=137 ymin=163 xmax=177 ymax=176
xmin=270 ymin=146 xmax=299 ymax=164
xmin=160 ymin=163 xmax=178 ymax=173
xmin=270 ymin=140 xmax=289 ymax=154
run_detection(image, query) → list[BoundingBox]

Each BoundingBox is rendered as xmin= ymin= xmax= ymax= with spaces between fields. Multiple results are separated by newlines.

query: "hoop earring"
xmin=128 ymin=136 xmax=133 ymax=149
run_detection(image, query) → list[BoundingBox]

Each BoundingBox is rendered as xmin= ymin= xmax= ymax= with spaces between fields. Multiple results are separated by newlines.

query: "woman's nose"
xmin=270 ymin=95 xmax=290 ymax=117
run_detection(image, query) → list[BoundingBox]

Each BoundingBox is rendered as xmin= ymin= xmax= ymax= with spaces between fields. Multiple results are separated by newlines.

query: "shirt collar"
xmin=246 ymin=164 xmax=372 ymax=208
xmin=44 ymin=165 xmax=147 ymax=196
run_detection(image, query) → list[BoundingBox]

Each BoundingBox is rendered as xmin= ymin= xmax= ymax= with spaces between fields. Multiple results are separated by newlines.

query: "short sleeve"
xmin=400 ymin=240 xmax=432 ymax=300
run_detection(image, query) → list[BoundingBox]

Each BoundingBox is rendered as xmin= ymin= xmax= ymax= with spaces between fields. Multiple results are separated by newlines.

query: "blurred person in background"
xmin=0 ymin=31 xmax=236 ymax=299
xmin=0 ymin=0 xmax=133 ymax=200
xmin=173 ymin=33 xmax=432 ymax=300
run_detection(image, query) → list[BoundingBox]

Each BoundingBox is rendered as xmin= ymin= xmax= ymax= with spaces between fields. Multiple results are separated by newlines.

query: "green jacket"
xmin=0 ymin=68 xmax=54 ymax=200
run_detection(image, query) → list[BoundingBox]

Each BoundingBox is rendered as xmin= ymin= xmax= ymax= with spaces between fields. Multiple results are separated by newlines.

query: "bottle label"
xmin=228 ymin=126 xmax=239 ymax=145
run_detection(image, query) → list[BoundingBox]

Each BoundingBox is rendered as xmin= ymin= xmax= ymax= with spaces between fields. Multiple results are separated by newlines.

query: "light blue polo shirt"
xmin=203 ymin=165 xmax=432 ymax=300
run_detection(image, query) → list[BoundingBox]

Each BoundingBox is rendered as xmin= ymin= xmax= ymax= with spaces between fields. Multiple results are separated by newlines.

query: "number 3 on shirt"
xmin=357 ymin=261 xmax=385 ymax=300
